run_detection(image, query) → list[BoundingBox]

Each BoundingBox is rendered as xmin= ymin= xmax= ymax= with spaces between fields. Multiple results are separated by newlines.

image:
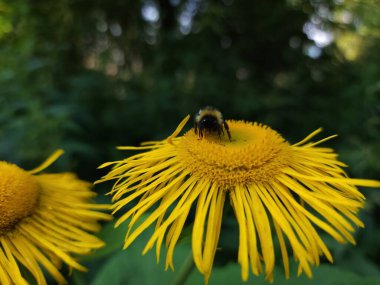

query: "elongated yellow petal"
xmin=7 ymin=237 xmax=47 ymax=285
xmin=0 ymin=238 xmax=28 ymax=285
xmin=274 ymin=221 xmax=290 ymax=279
xmin=202 ymin=186 xmax=225 ymax=283
xmin=230 ymin=187 xmax=250 ymax=281
xmin=28 ymin=149 xmax=64 ymax=174
xmin=293 ymin=128 xmax=323 ymax=146
xmin=241 ymin=188 xmax=260 ymax=276
xmin=17 ymin=236 xmax=67 ymax=284
xmin=192 ymin=182 xmax=215 ymax=273
xmin=284 ymin=168 xmax=380 ymax=188
xmin=144 ymin=179 xmax=202 ymax=254
xmin=165 ymin=206 xmax=191 ymax=270
xmin=167 ymin=115 xmax=190 ymax=144
xmin=249 ymin=185 xmax=275 ymax=279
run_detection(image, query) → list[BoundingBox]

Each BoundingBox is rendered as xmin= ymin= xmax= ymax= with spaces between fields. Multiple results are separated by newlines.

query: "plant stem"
xmin=171 ymin=253 xmax=195 ymax=285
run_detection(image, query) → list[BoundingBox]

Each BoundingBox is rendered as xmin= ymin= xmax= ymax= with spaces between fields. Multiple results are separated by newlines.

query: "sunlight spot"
xmin=110 ymin=23 xmax=122 ymax=37
xmin=303 ymin=21 xmax=334 ymax=48
xmin=142 ymin=1 xmax=160 ymax=23
xmin=169 ymin=0 xmax=181 ymax=6
xmin=335 ymin=10 xmax=353 ymax=24
xmin=96 ymin=19 xmax=107 ymax=33
xmin=178 ymin=0 xmax=202 ymax=35
xmin=304 ymin=44 xmax=322 ymax=59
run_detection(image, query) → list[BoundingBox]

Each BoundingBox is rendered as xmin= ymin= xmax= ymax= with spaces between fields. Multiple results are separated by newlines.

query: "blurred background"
xmin=1 ymin=0 xmax=379 ymax=284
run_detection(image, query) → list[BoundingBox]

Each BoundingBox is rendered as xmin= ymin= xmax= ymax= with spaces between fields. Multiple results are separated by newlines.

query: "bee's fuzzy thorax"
xmin=195 ymin=106 xmax=224 ymax=125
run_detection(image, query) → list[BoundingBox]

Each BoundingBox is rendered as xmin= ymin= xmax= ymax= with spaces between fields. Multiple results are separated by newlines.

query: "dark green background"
xmin=1 ymin=0 xmax=379 ymax=284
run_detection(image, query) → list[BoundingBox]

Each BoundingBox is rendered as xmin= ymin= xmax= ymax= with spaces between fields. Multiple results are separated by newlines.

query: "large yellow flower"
xmin=98 ymin=115 xmax=380 ymax=282
xmin=0 ymin=150 xmax=111 ymax=285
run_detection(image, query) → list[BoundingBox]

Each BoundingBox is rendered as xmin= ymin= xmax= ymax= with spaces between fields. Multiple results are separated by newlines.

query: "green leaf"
xmin=92 ymin=229 xmax=191 ymax=285
xmin=71 ymin=271 xmax=89 ymax=285
xmin=186 ymin=261 xmax=380 ymax=285
xmin=81 ymin=220 xmax=130 ymax=261
xmin=338 ymin=251 xmax=380 ymax=277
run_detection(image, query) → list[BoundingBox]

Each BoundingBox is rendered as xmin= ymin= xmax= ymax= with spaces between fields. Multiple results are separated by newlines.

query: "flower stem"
xmin=171 ymin=252 xmax=195 ymax=285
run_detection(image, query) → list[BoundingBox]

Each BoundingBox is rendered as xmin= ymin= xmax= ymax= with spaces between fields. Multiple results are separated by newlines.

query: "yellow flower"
xmin=0 ymin=150 xmax=111 ymax=285
xmin=98 ymin=115 xmax=380 ymax=283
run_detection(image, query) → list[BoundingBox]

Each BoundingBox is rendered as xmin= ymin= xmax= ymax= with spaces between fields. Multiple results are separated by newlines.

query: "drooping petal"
xmin=100 ymin=117 xmax=380 ymax=283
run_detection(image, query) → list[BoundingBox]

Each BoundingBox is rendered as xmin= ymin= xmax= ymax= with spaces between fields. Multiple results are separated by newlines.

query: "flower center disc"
xmin=178 ymin=121 xmax=291 ymax=187
xmin=0 ymin=162 xmax=40 ymax=232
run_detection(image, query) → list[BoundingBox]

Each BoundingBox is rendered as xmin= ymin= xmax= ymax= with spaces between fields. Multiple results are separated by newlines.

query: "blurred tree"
xmin=0 ymin=0 xmax=379 ymax=283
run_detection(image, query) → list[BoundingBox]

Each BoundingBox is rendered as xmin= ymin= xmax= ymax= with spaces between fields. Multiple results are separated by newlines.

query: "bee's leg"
xmin=218 ymin=128 xmax=222 ymax=139
xmin=223 ymin=121 xmax=232 ymax=141
xmin=194 ymin=122 xmax=198 ymax=136
xmin=199 ymin=126 xmax=204 ymax=139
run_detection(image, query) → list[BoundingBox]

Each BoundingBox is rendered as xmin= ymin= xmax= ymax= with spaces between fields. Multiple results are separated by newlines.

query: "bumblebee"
xmin=194 ymin=106 xmax=231 ymax=140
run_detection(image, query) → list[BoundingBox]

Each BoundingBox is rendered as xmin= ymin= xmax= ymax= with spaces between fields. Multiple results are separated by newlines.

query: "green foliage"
xmin=70 ymin=217 xmax=380 ymax=285
xmin=1 ymin=0 xmax=379 ymax=283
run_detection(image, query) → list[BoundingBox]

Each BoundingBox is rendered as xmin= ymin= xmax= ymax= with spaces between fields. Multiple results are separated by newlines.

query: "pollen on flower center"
xmin=177 ymin=121 xmax=291 ymax=187
xmin=0 ymin=162 xmax=40 ymax=232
